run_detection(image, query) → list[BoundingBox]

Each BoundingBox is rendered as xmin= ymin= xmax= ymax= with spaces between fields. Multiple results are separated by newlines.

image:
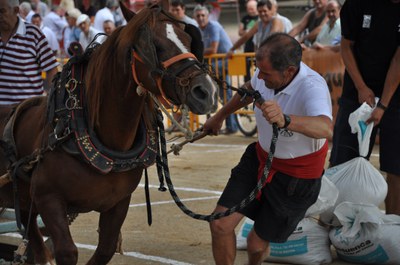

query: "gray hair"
xmin=193 ymin=4 xmax=209 ymax=15
xmin=106 ymin=0 xmax=119 ymax=8
xmin=8 ymin=0 xmax=20 ymax=8
xmin=256 ymin=33 xmax=302 ymax=72
xmin=19 ymin=1 xmax=32 ymax=12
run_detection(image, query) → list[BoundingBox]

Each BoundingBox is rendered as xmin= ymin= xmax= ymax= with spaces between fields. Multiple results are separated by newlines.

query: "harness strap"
xmin=161 ymin=53 xmax=196 ymax=69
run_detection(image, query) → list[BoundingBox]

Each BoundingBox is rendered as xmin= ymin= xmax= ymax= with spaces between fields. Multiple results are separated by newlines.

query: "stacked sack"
xmin=330 ymin=202 xmax=400 ymax=264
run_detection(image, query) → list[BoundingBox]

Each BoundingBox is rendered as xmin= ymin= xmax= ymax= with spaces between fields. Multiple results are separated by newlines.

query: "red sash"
xmin=255 ymin=140 xmax=328 ymax=190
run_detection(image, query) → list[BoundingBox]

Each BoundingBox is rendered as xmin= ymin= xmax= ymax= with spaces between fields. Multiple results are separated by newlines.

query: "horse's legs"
xmin=20 ymin=211 xmax=54 ymax=264
xmin=86 ymin=195 xmax=131 ymax=265
xmin=35 ymin=195 xmax=78 ymax=265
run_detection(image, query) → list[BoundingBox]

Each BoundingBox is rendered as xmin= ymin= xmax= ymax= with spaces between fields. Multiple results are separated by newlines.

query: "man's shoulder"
xmin=24 ymin=22 xmax=45 ymax=38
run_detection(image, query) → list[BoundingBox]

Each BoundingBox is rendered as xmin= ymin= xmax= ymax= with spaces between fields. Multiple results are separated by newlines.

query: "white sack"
xmin=237 ymin=218 xmax=332 ymax=265
xmin=330 ymin=202 xmax=400 ymax=264
xmin=266 ymin=218 xmax=332 ymax=265
xmin=305 ymin=176 xmax=339 ymax=217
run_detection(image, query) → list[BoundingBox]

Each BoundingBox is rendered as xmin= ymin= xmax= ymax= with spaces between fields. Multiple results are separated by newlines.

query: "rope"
xmin=155 ymin=101 xmax=279 ymax=222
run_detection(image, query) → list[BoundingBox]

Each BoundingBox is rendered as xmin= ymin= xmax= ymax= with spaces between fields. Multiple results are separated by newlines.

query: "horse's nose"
xmin=186 ymin=75 xmax=218 ymax=114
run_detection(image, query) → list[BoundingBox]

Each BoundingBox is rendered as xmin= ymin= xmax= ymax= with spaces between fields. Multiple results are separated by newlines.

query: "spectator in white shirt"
xmin=31 ymin=0 xmax=49 ymax=18
xmin=19 ymin=2 xmax=35 ymax=22
xmin=43 ymin=5 xmax=68 ymax=42
xmin=93 ymin=0 xmax=119 ymax=33
xmin=31 ymin=13 xmax=60 ymax=56
xmin=77 ymin=14 xmax=106 ymax=50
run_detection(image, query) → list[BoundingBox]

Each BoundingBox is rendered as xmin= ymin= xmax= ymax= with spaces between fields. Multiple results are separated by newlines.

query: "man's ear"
xmin=14 ymin=6 xmax=20 ymax=15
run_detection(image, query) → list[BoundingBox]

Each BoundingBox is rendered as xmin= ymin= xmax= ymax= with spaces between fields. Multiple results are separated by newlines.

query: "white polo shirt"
xmin=251 ymin=62 xmax=332 ymax=159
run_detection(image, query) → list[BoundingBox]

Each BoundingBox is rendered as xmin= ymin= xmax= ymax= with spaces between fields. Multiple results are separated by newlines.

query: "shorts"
xmin=218 ymin=142 xmax=322 ymax=243
xmin=330 ymin=97 xmax=400 ymax=175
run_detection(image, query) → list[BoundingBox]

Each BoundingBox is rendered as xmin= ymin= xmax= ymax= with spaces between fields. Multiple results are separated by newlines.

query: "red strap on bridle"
xmin=161 ymin=53 xmax=197 ymax=69
xmin=131 ymin=50 xmax=197 ymax=107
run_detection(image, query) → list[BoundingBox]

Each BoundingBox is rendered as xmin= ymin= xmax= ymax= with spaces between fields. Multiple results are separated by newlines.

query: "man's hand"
xmin=258 ymin=100 xmax=285 ymax=128
xmin=366 ymin=107 xmax=384 ymax=126
xmin=203 ymin=114 xmax=224 ymax=136
xmin=357 ymin=86 xmax=375 ymax=107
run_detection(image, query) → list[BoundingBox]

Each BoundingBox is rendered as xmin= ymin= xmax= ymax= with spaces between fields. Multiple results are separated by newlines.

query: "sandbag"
xmin=322 ymin=100 xmax=387 ymax=224
xmin=266 ymin=218 xmax=332 ymax=265
xmin=236 ymin=217 xmax=254 ymax=250
xmin=236 ymin=218 xmax=332 ymax=265
xmin=305 ymin=175 xmax=338 ymax=217
xmin=321 ymin=157 xmax=387 ymax=225
xmin=330 ymin=202 xmax=400 ymax=264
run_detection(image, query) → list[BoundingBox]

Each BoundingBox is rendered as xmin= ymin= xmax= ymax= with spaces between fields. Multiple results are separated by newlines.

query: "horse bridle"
xmin=130 ymin=49 xmax=202 ymax=106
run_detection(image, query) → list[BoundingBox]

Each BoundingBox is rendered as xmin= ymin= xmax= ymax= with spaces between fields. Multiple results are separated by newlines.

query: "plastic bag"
xmin=348 ymin=98 xmax=378 ymax=157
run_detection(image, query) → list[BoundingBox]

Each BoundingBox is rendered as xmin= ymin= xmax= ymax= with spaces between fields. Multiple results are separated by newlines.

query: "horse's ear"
xmin=159 ymin=0 xmax=170 ymax=11
xmin=119 ymin=1 xmax=135 ymax=21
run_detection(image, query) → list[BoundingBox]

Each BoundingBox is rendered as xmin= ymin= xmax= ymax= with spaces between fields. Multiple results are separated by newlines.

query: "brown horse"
xmin=0 ymin=1 xmax=218 ymax=264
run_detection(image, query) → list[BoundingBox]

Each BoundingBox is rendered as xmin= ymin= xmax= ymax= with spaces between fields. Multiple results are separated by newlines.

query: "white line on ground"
xmin=2 ymin=233 xmax=194 ymax=265
xmin=129 ymin=195 xmax=220 ymax=208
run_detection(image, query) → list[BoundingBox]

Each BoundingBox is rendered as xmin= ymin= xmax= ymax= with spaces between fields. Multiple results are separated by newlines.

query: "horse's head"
xmin=119 ymin=0 xmax=218 ymax=114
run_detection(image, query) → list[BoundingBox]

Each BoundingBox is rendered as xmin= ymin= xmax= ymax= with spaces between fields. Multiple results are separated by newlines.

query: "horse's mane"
xmin=85 ymin=7 xmax=157 ymax=128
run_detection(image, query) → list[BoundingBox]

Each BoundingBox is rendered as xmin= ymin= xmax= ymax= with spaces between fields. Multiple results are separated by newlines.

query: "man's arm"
xmin=300 ymin=16 xmax=328 ymax=44
xmin=259 ymin=100 xmax=332 ymax=140
xmin=341 ymin=37 xmax=375 ymax=106
xmin=367 ymin=46 xmax=400 ymax=125
xmin=227 ymin=24 xmax=258 ymax=56
xmin=288 ymin=10 xmax=312 ymax=38
xmin=45 ymin=66 xmax=58 ymax=90
xmin=204 ymin=41 xmax=219 ymax=55
xmin=203 ymin=82 xmax=253 ymax=135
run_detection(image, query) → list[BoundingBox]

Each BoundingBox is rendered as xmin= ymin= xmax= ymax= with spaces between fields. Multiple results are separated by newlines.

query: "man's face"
xmin=103 ymin=22 xmax=115 ymax=35
xmin=66 ymin=16 xmax=77 ymax=27
xmin=0 ymin=0 xmax=18 ymax=32
xmin=31 ymin=17 xmax=41 ymax=27
xmin=326 ymin=2 xmax=340 ymax=22
xmin=194 ymin=10 xmax=208 ymax=29
xmin=257 ymin=5 xmax=273 ymax=24
xmin=78 ymin=21 xmax=90 ymax=34
xmin=313 ymin=0 xmax=328 ymax=9
xmin=169 ymin=5 xmax=185 ymax=20
xmin=246 ymin=1 xmax=258 ymax=16
xmin=256 ymin=57 xmax=287 ymax=90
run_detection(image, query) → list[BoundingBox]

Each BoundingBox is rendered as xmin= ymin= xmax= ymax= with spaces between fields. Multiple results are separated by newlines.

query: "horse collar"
xmin=48 ymin=52 xmax=158 ymax=174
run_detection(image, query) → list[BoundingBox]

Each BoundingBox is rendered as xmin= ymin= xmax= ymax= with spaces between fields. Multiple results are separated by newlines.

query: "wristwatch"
xmin=376 ymin=101 xmax=387 ymax=111
xmin=282 ymin=114 xmax=291 ymax=129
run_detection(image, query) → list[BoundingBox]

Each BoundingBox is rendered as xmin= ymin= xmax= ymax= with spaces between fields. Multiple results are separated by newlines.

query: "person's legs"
xmin=246 ymin=229 xmax=269 ymax=265
xmin=211 ymin=143 xmax=259 ymax=264
xmin=210 ymin=206 xmax=244 ymax=265
xmin=329 ymin=98 xmax=360 ymax=166
xmin=379 ymin=104 xmax=400 ymax=215
xmin=385 ymin=173 xmax=400 ymax=215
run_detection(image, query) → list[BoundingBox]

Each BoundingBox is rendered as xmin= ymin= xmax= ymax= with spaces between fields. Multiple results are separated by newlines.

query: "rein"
xmin=155 ymin=90 xmax=280 ymax=222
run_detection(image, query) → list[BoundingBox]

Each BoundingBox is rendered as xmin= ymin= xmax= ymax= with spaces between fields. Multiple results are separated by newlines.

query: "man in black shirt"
xmin=330 ymin=0 xmax=400 ymax=215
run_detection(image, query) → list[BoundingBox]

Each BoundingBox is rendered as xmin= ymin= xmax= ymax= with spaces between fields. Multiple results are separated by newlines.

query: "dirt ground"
xmin=1 ymin=131 xmax=380 ymax=265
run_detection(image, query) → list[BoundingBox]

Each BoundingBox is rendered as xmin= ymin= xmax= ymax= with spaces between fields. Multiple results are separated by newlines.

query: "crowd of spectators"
xmin=12 ymin=0 xmax=342 ymax=60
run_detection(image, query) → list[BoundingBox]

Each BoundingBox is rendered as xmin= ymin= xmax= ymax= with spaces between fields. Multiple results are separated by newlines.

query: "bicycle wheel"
xmin=234 ymin=106 xmax=257 ymax=137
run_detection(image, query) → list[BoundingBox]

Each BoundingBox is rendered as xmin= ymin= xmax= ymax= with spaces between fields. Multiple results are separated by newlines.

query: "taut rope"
xmin=155 ymin=92 xmax=279 ymax=222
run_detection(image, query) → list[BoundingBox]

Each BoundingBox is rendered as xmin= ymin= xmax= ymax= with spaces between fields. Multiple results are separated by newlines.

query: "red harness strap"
xmin=255 ymin=140 xmax=328 ymax=188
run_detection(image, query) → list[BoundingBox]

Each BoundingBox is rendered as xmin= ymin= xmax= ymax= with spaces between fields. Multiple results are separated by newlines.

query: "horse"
xmin=0 ymin=0 xmax=218 ymax=264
